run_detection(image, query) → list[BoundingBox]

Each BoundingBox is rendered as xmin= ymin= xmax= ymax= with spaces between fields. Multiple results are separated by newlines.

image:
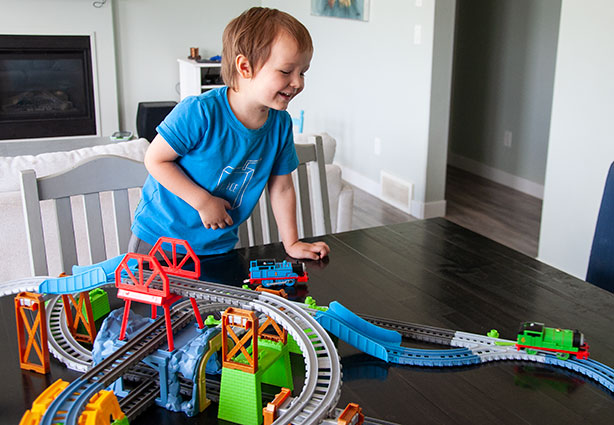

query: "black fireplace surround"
xmin=0 ymin=35 xmax=97 ymax=140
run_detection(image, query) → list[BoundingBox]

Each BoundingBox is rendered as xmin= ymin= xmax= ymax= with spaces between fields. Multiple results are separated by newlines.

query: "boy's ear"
xmin=235 ymin=54 xmax=253 ymax=79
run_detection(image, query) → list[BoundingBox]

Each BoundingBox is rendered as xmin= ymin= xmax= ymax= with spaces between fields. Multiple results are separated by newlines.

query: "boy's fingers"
xmin=225 ymin=215 xmax=234 ymax=226
xmin=222 ymin=199 xmax=232 ymax=209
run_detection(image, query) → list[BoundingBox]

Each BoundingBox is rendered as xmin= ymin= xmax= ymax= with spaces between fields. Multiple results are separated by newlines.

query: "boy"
xmin=129 ymin=7 xmax=330 ymax=261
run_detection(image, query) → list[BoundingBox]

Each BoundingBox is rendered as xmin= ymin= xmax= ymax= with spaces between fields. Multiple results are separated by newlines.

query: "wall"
xmin=538 ymin=0 xmax=614 ymax=279
xmin=112 ymin=0 xmax=257 ymax=135
xmin=1 ymin=0 xmax=119 ymax=137
xmin=448 ymin=0 xmax=561 ymax=198
xmin=263 ymin=0 xmax=455 ymax=218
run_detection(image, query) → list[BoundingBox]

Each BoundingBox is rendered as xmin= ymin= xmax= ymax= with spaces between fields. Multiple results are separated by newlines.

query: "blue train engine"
xmin=247 ymin=259 xmax=308 ymax=287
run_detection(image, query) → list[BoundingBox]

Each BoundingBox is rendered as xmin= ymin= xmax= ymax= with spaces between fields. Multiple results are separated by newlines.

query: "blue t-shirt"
xmin=131 ymin=87 xmax=298 ymax=255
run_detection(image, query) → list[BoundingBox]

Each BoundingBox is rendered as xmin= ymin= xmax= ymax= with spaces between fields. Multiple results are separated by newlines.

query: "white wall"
xmin=538 ymin=0 xmax=614 ymax=278
xmin=112 ymin=0 xmax=257 ymax=134
xmin=263 ymin=0 xmax=455 ymax=218
xmin=1 ymin=0 xmax=119 ymax=137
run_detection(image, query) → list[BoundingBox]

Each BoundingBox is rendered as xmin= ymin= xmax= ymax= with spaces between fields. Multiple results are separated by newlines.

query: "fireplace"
xmin=0 ymin=35 xmax=97 ymax=140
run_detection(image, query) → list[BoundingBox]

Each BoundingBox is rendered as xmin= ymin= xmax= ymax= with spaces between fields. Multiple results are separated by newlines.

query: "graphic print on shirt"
xmin=213 ymin=159 xmax=260 ymax=209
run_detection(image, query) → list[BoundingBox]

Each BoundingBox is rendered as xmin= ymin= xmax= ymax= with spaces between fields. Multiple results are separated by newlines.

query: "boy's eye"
xmin=280 ymin=70 xmax=290 ymax=75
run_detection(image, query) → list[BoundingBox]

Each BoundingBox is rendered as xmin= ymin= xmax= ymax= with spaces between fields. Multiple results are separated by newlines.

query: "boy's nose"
xmin=290 ymin=73 xmax=303 ymax=90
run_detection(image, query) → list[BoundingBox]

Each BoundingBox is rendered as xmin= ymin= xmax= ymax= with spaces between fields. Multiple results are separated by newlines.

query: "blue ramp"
xmin=38 ymin=267 xmax=107 ymax=294
xmin=315 ymin=301 xmax=402 ymax=362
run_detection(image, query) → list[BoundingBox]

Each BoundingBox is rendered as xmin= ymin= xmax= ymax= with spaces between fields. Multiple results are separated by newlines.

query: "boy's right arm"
xmin=144 ymin=134 xmax=233 ymax=230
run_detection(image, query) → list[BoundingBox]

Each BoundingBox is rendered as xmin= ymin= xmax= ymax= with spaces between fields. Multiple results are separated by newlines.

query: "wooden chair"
xmin=586 ymin=162 xmax=614 ymax=293
xmin=20 ymin=155 xmax=148 ymax=276
xmin=237 ymin=135 xmax=332 ymax=248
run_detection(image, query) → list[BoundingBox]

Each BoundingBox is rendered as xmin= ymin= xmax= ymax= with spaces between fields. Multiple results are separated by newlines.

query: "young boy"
xmin=129 ymin=7 xmax=330 ymax=261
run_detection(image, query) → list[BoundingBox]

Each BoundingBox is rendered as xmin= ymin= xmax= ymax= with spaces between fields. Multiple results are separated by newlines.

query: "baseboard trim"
xmin=411 ymin=200 xmax=447 ymax=219
xmin=447 ymin=153 xmax=544 ymax=199
xmin=337 ymin=164 xmax=447 ymax=219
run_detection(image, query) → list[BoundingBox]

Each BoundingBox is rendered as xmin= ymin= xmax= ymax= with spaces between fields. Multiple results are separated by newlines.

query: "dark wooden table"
xmin=2 ymin=218 xmax=614 ymax=424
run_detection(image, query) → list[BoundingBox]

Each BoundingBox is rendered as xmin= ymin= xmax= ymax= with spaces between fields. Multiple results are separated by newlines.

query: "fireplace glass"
xmin=0 ymin=35 xmax=97 ymax=140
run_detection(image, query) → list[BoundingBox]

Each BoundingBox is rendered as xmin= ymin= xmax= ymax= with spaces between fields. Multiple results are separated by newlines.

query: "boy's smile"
xmin=229 ymin=31 xmax=312 ymax=129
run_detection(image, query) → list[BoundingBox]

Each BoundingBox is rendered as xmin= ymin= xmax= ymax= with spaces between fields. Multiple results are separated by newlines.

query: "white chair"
xmin=294 ymin=132 xmax=354 ymax=234
xmin=20 ymin=155 xmax=148 ymax=276
xmin=237 ymin=135 xmax=332 ymax=248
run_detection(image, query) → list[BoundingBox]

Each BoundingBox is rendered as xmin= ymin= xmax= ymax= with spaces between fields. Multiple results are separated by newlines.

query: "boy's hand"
xmin=285 ymin=241 xmax=330 ymax=260
xmin=197 ymin=196 xmax=233 ymax=230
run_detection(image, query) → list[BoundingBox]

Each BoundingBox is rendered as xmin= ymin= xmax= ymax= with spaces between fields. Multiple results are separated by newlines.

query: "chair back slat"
xmin=20 ymin=169 xmax=48 ymax=276
xmin=113 ymin=189 xmax=133 ymax=253
xmin=83 ymin=193 xmax=107 ymax=264
xmin=237 ymin=221 xmax=249 ymax=247
xmin=296 ymin=162 xmax=313 ymax=237
xmin=55 ymin=197 xmax=78 ymax=274
xmin=263 ymin=189 xmax=278 ymax=242
xmin=20 ymin=154 xmax=148 ymax=276
xmin=250 ymin=200 xmax=264 ymax=246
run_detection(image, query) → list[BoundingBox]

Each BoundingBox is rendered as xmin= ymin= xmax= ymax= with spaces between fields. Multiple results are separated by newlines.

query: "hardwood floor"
xmin=348 ymin=165 xmax=542 ymax=258
xmin=444 ymin=166 xmax=542 ymax=257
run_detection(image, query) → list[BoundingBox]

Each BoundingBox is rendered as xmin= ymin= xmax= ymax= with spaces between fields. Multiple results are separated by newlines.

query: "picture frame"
xmin=311 ymin=0 xmax=370 ymax=22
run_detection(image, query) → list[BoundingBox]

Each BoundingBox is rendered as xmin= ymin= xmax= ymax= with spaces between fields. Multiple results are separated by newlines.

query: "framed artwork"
xmin=311 ymin=0 xmax=370 ymax=22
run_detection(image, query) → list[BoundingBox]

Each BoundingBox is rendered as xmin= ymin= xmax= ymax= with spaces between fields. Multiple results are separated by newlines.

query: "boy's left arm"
xmin=268 ymin=173 xmax=330 ymax=260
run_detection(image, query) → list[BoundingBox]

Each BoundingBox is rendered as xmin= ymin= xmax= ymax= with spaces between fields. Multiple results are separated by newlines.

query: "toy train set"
xmin=5 ymin=236 xmax=614 ymax=425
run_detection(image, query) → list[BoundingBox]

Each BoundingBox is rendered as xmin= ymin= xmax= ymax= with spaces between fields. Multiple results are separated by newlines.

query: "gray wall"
xmin=448 ymin=0 xmax=561 ymax=187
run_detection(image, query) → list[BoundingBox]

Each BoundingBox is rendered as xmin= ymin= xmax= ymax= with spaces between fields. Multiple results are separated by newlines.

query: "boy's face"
xmin=249 ymin=32 xmax=312 ymax=111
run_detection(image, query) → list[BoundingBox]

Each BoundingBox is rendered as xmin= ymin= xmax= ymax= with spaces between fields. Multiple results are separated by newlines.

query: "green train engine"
xmin=516 ymin=322 xmax=589 ymax=360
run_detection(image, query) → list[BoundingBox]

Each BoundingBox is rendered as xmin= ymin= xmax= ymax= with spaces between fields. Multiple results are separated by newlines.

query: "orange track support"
xmin=221 ymin=308 xmax=258 ymax=373
xmin=14 ymin=292 xmax=50 ymax=374
xmin=254 ymin=285 xmax=288 ymax=299
xmin=337 ymin=403 xmax=365 ymax=425
xmin=62 ymin=292 xmax=97 ymax=343
xmin=263 ymin=387 xmax=291 ymax=425
xmin=258 ymin=314 xmax=287 ymax=344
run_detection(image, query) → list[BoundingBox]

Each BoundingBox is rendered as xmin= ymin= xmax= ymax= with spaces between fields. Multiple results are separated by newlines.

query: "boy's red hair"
xmin=222 ymin=7 xmax=313 ymax=89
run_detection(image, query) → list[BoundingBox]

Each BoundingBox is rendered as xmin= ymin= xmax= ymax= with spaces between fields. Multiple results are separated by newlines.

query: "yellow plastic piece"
xmin=197 ymin=332 xmax=223 ymax=412
xmin=19 ymin=379 xmax=69 ymax=425
xmin=78 ymin=390 xmax=126 ymax=425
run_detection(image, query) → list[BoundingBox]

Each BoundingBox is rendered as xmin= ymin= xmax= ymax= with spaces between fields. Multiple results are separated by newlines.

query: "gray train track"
xmin=158 ymin=274 xmax=343 ymax=425
xmin=6 ymin=274 xmax=612 ymax=423
xmin=41 ymin=299 xmax=197 ymax=425
xmin=46 ymin=295 xmax=93 ymax=371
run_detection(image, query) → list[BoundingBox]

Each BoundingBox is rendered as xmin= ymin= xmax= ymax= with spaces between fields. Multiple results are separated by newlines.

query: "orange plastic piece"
xmin=62 ymin=292 xmax=97 ymax=343
xmin=254 ymin=285 xmax=288 ymax=298
xmin=78 ymin=389 xmax=126 ymax=425
xmin=258 ymin=314 xmax=287 ymax=344
xmin=337 ymin=403 xmax=365 ymax=425
xmin=148 ymin=236 xmax=201 ymax=279
xmin=262 ymin=387 xmax=291 ymax=425
xmin=15 ymin=292 xmax=50 ymax=374
xmin=221 ymin=307 xmax=258 ymax=373
xmin=19 ymin=379 xmax=69 ymax=424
